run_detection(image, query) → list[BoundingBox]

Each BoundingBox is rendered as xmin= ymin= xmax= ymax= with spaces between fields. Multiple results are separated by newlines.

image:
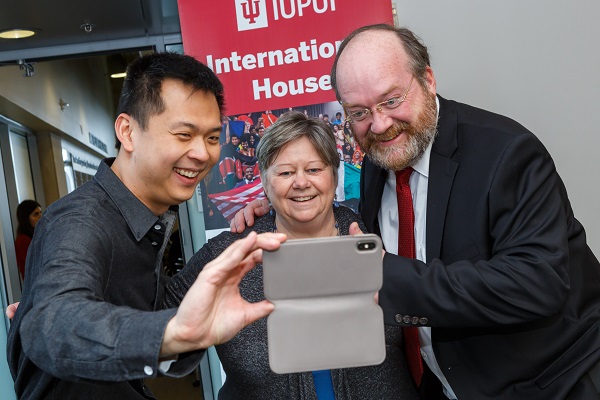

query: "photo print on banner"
xmin=177 ymin=0 xmax=393 ymax=231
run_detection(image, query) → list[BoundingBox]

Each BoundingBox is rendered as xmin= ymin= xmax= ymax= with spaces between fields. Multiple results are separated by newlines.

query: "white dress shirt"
xmin=377 ymin=97 xmax=458 ymax=399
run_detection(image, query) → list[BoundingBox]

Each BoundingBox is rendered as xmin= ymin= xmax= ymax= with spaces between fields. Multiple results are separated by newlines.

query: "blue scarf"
xmin=311 ymin=370 xmax=335 ymax=399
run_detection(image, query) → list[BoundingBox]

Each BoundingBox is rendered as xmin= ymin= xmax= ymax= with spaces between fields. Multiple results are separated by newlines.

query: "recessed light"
xmin=110 ymin=72 xmax=127 ymax=79
xmin=0 ymin=29 xmax=37 ymax=39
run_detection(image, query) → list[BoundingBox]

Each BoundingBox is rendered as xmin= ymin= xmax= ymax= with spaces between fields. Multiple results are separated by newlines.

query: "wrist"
xmin=160 ymin=315 xmax=213 ymax=357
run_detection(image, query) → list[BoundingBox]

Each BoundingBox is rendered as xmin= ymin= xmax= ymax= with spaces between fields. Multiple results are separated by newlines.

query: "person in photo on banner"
xmin=234 ymin=164 xmax=257 ymax=188
xmin=239 ymin=134 xmax=255 ymax=157
xmin=218 ymin=117 xmax=258 ymax=192
xmin=261 ymin=110 xmax=278 ymax=127
xmin=333 ymin=111 xmax=344 ymax=126
xmin=231 ymin=24 xmax=600 ymax=400
xmin=164 ymin=111 xmax=419 ymax=400
xmin=6 ymin=52 xmax=286 ymax=400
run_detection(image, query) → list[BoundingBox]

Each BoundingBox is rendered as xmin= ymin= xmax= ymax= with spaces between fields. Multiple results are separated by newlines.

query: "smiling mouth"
xmin=376 ymin=129 xmax=404 ymax=143
xmin=379 ymin=133 xmax=400 ymax=143
xmin=291 ymin=195 xmax=316 ymax=202
xmin=174 ymin=168 xmax=200 ymax=178
xmin=369 ymin=122 xmax=410 ymax=144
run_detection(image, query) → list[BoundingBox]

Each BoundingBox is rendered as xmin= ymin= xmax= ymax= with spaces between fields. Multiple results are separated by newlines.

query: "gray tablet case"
xmin=263 ymin=234 xmax=385 ymax=374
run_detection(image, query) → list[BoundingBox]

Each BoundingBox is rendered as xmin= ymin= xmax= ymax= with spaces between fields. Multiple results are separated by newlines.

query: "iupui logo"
xmin=235 ymin=0 xmax=269 ymax=31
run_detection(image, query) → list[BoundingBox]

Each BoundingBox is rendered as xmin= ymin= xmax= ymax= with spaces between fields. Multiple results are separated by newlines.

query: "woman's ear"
xmin=114 ymin=113 xmax=135 ymax=152
xmin=262 ymin=190 xmax=270 ymax=203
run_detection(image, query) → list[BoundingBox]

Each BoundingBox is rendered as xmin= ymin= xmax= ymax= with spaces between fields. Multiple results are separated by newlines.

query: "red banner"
xmin=177 ymin=0 xmax=393 ymax=115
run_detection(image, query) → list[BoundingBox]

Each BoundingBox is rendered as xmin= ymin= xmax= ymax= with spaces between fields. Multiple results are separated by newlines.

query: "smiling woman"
xmin=258 ymin=112 xmax=340 ymax=238
xmin=163 ymin=111 xmax=419 ymax=400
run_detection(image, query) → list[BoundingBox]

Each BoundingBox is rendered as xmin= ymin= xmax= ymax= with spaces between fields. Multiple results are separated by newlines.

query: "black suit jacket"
xmin=360 ymin=96 xmax=600 ymax=399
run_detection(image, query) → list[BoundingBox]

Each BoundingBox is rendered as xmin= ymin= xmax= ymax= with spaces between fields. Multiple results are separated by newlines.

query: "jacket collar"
xmin=94 ymin=158 xmax=178 ymax=242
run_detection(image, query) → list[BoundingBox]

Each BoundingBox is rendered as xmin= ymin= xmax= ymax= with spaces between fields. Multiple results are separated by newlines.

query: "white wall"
xmin=0 ymin=58 xmax=116 ymax=159
xmin=395 ymin=0 xmax=600 ymax=253
xmin=8 ymin=132 xmax=35 ymax=203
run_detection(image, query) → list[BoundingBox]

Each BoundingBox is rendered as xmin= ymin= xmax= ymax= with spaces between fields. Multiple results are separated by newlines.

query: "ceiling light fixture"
xmin=0 ymin=29 xmax=37 ymax=39
xmin=110 ymin=72 xmax=127 ymax=79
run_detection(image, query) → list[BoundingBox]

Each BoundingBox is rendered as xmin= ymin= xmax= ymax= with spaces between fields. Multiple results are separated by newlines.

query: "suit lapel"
xmin=426 ymin=96 xmax=459 ymax=262
xmin=360 ymin=157 xmax=387 ymax=236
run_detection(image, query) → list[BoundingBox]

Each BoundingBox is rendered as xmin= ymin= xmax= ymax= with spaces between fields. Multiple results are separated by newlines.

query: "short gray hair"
xmin=256 ymin=111 xmax=340 ymax=184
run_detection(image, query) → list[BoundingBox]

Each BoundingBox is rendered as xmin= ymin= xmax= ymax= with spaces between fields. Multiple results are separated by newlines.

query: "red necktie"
xmin=396 ymin=168 xmax=423 ymax=386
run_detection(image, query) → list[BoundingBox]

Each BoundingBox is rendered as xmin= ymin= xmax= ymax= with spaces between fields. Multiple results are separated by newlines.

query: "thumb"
xmin=349 ymin=222 xmax=364 ymax=235
xmin=244 ymin=300 xmax=275 ymax=325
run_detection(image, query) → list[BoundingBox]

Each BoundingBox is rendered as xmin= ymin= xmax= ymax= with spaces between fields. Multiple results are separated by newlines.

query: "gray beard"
xmin=366 ymin=124 xmax=437 ymax=171
xmin=358 ymin=90 xmax=439 ymax=171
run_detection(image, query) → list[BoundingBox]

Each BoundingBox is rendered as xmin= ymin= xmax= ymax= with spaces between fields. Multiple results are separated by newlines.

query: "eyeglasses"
xmin=344 ymin=77 xmax=414 ymax=124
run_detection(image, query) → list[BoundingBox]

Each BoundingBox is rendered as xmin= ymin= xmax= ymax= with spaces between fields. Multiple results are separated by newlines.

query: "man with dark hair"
xmin=333 ymin=111 xmax=343 ymax=125
xmin=230 ymin=134 xmax=240 ymax=148
xmin=233 ymin=24 xmax=600 ymax=399
xmin=234 ymin=165 xmax=256 ymax=188
xmin=7 ymin=52 xmax=284 ymax=400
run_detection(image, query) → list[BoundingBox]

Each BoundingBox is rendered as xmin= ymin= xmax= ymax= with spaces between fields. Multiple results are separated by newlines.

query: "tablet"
xmin=263 ymin=234 xmax=385 ymax=374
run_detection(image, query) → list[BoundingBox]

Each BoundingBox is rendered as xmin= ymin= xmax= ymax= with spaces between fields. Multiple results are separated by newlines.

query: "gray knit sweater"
xmin=164 ymin=205 xmax=418 ymax=400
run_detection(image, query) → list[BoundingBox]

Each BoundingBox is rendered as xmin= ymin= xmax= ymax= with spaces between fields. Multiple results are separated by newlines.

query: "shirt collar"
xmin=94 ymin=158 xmax=178 ymax=241
xmin=413 ymin=140 xmax=432 ymax=179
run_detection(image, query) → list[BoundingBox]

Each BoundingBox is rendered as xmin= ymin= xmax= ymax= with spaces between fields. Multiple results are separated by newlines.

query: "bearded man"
xmin=329 ymin=24 xmax=600 ymax=400
xmin=232 ymin=23 xmax=600 ymax=400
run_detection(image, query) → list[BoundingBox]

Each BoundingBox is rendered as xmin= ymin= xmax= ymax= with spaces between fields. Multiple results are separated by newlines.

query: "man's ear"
xmin=425 ymin=65 xmax=437 ymax=95
xmin=114 ymin=113 xmax=135 ymax=152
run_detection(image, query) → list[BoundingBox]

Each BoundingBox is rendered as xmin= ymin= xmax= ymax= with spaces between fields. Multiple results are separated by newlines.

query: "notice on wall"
xmin=177 ymin=0 xmax=393 ymax=115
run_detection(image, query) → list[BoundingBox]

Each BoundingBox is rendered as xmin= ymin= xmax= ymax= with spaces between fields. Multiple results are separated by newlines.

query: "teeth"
xmin=292 ymin=196 xmax=315 ymax=202
xmin=174 ymin=168 xmax=199 ymax=178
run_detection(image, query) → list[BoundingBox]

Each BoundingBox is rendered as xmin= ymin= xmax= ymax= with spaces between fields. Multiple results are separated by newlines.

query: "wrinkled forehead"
xmin=336 ymin=31 xmax=410 ymax=103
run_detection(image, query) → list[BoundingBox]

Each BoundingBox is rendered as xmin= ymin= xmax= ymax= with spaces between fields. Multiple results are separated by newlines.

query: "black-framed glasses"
xmin=344 ymin=77 xmax=414 ymax=124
